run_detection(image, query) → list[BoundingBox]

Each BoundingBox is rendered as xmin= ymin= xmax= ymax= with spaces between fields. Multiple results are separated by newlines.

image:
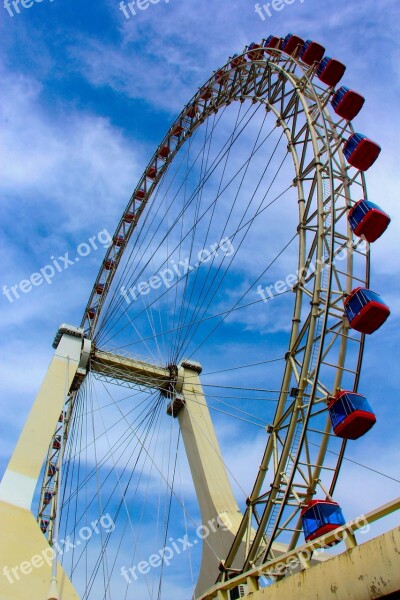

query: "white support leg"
xmin=172 ymin=361 xmax=247 ymax=597
xmin=0 ymin=326 xmax=90 ymax=600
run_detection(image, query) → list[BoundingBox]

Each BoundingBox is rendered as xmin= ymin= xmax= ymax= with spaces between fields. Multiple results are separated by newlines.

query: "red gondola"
xmin=282 ymin=33 xmax=305 ymax=57
xmin=344 ymin=287 xmax=390 ymax=334
xmin=123 ymin=212 xmax=135 ymax=224
xmin=135 ymin=189 xmax=145 ymax=200
xmin=343 ymin=133 xmax=381 ymax=171
xmin=95 ymin=283 xmax=105 ymax=294
xmin=331 ymin=87 xmax=365 ymax=121
xmin=104 ymin=259 xmax=115 ymax=270
xmin=114 ymin=235 xmax=125 ymax=247
xmin=317 ymin=57 xmax=346 ymax=87
xmin=88 ymin=307 xmax=97 ymax=319
xmin=48 ymin=464 xmax=58 ymax=477
xmin=40 ymin=519 xmax=49 ymax=533
xmin=58 ymin=412 xmax=64 ymax=423
xmin=247 ymin=42 xmax=264 ymax=61
xmin=43 ymin=492 xmax=53 ymax=506
xmin=328 ymin=391 xmax=376 ymax=440
xmin=200 ymin=86 xmax=213 ymax=100
xmin=263 ymin=35 xmax=281 ymax=52
xmin=299 ymin=40 xmax=325 ymax=65
xmin=301 ymin=500 xmax=346 ymax=543
xmin=348 ymin=199 xmax=390 ymax=243
xmin=146 ymin=166 xmax=157 ymax=179
xmin=171 ymin=124 xmax=184 ymax=136
xmin=230 ymin=53 xmax=246 ymax=68
xmin=185 ymin=104 xmax=198 ymax=119
xmin=214 ymin=69 xmax=228 ymax=84
xmin=158 ymin=145 xmax=170 ymax=159
xmin=52 ymin=436 xmax=61 ymax=450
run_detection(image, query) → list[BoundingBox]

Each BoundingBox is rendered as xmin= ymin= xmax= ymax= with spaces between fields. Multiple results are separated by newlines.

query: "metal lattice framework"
xmin=37 ymin=39 xmax=370 ymax=593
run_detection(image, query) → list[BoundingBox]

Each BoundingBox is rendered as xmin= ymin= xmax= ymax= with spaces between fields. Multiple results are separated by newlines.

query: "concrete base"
xmin=0 ymin=502 xmax=80 ymax=600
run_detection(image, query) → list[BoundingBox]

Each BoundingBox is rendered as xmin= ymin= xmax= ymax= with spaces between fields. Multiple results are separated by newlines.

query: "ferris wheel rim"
xmin=37 ymin=39 xmax=371 ymax=595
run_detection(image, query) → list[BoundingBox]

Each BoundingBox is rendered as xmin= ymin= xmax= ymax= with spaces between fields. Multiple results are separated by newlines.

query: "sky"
xmin=1 ymin=0 xmax=400 ymax=597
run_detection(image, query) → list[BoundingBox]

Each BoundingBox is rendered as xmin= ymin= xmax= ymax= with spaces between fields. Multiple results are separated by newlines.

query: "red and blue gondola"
xmin=301 ymin=500 xmax=346 ymax=543
xmin=317 ymin=57 xmax=346 ymax=87
xmin=348 ymin=200 xmax=390 ymax=243
xmin=88 ymin=307 xmax=97 ymax=320
xmin=263 ymin=35 xmax=281 ymax=52
xmin=247 ymin=42 xmax=264 ymax=61
xmin=344 ymin=288 xmax=390 ymax=334
xmin=40 ymin=519 xmax=49 ymax=533
xmin=343 ymin=133 xmax=381 ymax=171
xmin=299 ymin=40 xmax=325 ymax=65
xmin=282 ymin=34 xmax=304 ymax=56
xmin=331 ymin=86 xmax=365 ymax=121
xmin=329 ymin=391 xmax=376 ymax=440
xmin=43 ymin=491 xmax=53 ymax=506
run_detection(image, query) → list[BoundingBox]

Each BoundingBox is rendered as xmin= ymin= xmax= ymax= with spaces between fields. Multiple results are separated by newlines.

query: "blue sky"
xmin=1 ymin=0 xmax=400 ymax=597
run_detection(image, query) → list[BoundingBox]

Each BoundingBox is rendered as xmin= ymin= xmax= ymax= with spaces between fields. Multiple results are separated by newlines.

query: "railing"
xmin=198 ymin=496 xmax=400 ymax=600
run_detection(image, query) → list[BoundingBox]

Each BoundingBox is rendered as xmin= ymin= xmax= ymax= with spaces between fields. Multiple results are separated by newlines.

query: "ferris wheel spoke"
xmin=96 ymin=101 xmax=262 ymax=345
xmin=98 ymin=135 xmax=292 ymax=353
xmin=172 ymin=131 xmax=287 ymax=361
xmin=170 ymin=101 xmax=255 ymax=360
xmin=96 ymin=102 xmax=268 ymax=348
xmin=169 ymin=104 xmax=250 ymax=361
xmin=80 ymin=388 xmax=164 ymax=599
xmin=183 ymin=232 xmax=297 ymax=362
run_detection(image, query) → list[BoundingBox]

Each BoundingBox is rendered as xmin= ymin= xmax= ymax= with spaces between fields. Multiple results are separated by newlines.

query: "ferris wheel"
xmin=0 ymin=32 xmax=391 ymax=600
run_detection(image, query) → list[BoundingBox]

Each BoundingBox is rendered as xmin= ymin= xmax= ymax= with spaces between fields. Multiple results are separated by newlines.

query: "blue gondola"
xmin=348 ymin=199 xmax=391 ymax=243
xmin=343 ymin=133 xmax=381 ymax=171
xmin=299 ymin=40 xmax=325 ymax=65
xmin=331 ymin=86 xmax=365 ymax=121
xmin=282 ymin=33 xmax=304 ymax=56
xmin=317 ymin=56 xmax=346 ymax=87
xmin=344 ymin=287 xmax=390 ymax=334
xmin=329 ymin=391 xmax=376 ymax=440
xmin=301 ymin=500 xmax=346 ymax=543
